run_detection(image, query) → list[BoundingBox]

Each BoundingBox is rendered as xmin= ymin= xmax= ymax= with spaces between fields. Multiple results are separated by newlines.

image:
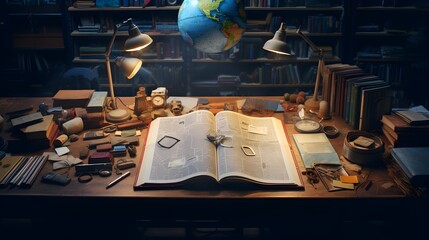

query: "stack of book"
xmin=5 ymin=114 xmax=59 ymax=153
xmin=381 ymin=114 xmax=429 ymax=147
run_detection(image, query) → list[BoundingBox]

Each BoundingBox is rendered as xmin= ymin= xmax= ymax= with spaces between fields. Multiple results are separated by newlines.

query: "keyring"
xmin=78 ymin=173 xmax=93 ymax=183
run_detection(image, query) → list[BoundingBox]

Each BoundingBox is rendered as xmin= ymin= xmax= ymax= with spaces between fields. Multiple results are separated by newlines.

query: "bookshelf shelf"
xmin=186 ymin=1 xmax=345 ymax=96
xmin=245 ymin=6 xmax=344 ymax=12
xmin=70 ymin=30 xmax=181 ymax=37
xmin=67 ymin=1 xmax=345 ymax=96
xmin=0 ymin=0 xmax=68 ymax=96
xmin=72 ymin=57 xmax=184 ymax=64
xmin=68 ymin=6 xmax=181 ymax=12
xmin=351 ymin=0 xmax=429 ymax=108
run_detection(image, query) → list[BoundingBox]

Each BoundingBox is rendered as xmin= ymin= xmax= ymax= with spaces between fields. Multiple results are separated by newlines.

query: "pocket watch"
xmin=150 ymin=87 xmax=168 ymax=109
xmin=151 ymin=95 xmax=166 ymax=109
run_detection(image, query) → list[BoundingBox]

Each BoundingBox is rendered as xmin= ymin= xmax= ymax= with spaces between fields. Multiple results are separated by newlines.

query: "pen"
xmin=106 ymin=171 xmax=130 ymax=189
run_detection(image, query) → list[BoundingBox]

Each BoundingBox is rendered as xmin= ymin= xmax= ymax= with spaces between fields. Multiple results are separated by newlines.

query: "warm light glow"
xmin=127 ymin=59 xmax=142 ymax=79
xmin=125 ymin=41 xmax=153 ymax=52
xmin=116 ymin=57 xmax=142 ymax=79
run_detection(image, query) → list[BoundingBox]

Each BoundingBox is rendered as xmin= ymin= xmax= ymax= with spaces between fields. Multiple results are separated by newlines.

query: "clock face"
xmin=151 ymin=95 xmax=165 ymax=108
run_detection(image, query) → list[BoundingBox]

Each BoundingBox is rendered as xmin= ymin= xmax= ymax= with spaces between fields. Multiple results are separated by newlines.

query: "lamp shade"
xmin=116 ymin=57 xmax=142 ymax=79
xmin=124 ymin=22 xmax=153 ymax=52
xmin=263 ymin=22 xmax=291 ymax=55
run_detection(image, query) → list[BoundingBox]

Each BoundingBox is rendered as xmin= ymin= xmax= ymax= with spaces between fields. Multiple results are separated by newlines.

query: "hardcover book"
xmin=52 ymin=89 xmax=95 ymax=109
xmin=391 ymin=147 xmax=429 ymax=187
xmin=292 ymin=133 xmax=341 ymax=169
xmin=86 ymin=91 xmax=108 ymax=113
xmin=358 ymin=84 xmax=392 ymax=131
xmin=20 ymin=114 xmax=56 ymax=139
xmin=394 ymin=110 xmax=429 ymax=126
xmin=10 ymin=112 xmax=43 ymax=129
xmin=134 ymin=110 xmax=303 ymax=189
xmin=381 ymin=114 xmax=429 ymax=132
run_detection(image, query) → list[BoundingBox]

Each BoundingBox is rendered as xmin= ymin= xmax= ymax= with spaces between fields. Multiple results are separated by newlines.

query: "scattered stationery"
xmin=107 ymin=171 xmax=130 ymax=189
xmin=55 ymin=147 xmax=70 ymax=156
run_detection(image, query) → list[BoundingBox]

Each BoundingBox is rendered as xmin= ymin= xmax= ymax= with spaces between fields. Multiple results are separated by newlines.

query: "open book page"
xmin=215 ymin=111 xmax=302 ymax=186
xmin=135 ymin=110 xmax=217 ymax=186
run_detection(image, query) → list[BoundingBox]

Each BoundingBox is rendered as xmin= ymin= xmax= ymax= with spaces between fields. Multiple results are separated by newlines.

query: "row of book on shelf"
xmin=244 ymin=0 xmax=342 ymax=7
xmin=74 ymin=0 xmax=343 ymax=8
xmin=357 ymin=62 xmax=409 ymax=86
xmin=196 ymin=63 xmax=318 ymax=86
xmin=78 ymin=38 xmax=182 ymax=60
xmin=77 ymin=11 xmax=339 ymax=35
xmin=250 ymin=64 xmax=318 ymax=84
xmin=16 ymin=52 xmax=51 ymax=73
xmin=357 ymin=0 xmax=426 ymax=7
xmin=6 ymin=0 xmax=58 ymax=5
xmin=74 ymin=0 xmax=180 ymax=8
xmin=193 ymin=38 xmax=335 ymax=61
xmin=78 ymin=14 xmax=178 ymax=34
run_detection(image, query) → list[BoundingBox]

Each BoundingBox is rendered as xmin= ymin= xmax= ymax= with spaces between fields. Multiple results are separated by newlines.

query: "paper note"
xmin=332 ymin=180 xmax=354 ymax=190
xmin=55 ymin=147 xmax=70 ymax=156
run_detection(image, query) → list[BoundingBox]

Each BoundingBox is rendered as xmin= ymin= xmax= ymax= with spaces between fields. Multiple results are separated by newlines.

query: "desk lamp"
xmin=105 ymin=18 xmax=153 ymax=122
xmin=263 ymin=23 xmax=325 ymax=112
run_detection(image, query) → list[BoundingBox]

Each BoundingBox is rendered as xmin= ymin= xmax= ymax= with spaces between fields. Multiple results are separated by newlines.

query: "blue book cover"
xmin=392 ymin=147 xmax=429 ymax=187
xmin=292 ymin=133 xmax=341 ymax=169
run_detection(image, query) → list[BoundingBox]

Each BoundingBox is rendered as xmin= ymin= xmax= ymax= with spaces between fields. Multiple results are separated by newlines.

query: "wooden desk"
xmin=0 ymin=97 xmax=428 ymax=237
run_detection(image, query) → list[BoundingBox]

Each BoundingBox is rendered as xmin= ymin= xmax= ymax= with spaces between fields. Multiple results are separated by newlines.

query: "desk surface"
xmin=0 ymin=96 xmax=425 ymax=224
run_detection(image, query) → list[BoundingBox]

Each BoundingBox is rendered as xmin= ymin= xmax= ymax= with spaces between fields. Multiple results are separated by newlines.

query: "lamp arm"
xmin=105 ymin=23 xmax=123 ymax=110
xmin=296 ymin=28 xmax=321 ymax=54
xmin=296 ymin=28 xmax=325 ymax=101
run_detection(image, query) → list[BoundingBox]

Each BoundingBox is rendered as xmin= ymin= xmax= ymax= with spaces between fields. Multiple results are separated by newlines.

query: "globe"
xmin=178 ymin=0 xmax=246 ymax=54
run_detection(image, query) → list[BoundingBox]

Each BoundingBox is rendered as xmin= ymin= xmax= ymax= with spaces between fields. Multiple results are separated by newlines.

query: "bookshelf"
xmin=0 ymin=0 xmax=69 ymax=97
xmin=350 ymin=0 xmax=429 ymax=108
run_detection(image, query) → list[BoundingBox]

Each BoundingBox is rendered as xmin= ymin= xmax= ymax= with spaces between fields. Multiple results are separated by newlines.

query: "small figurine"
xmin=170 ymin=100 xmax=183 ymax=116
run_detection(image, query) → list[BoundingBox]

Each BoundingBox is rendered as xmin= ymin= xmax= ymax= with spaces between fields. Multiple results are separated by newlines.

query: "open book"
xmin=134 ymin=110 xmax=303 ymax=189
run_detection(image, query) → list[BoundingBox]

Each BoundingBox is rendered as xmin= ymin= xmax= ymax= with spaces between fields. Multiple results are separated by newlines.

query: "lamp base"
xmin=106 ymin=109 xmax=130 ymax=123
xmin=304 ymin=97 xmax=320 ymax=113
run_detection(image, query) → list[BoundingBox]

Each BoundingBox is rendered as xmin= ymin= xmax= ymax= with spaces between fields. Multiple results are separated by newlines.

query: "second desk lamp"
xmin=105 ymin=18 xmax=153 ymax=122
xmin=263 ymin=22 xmax=325 ymax=112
